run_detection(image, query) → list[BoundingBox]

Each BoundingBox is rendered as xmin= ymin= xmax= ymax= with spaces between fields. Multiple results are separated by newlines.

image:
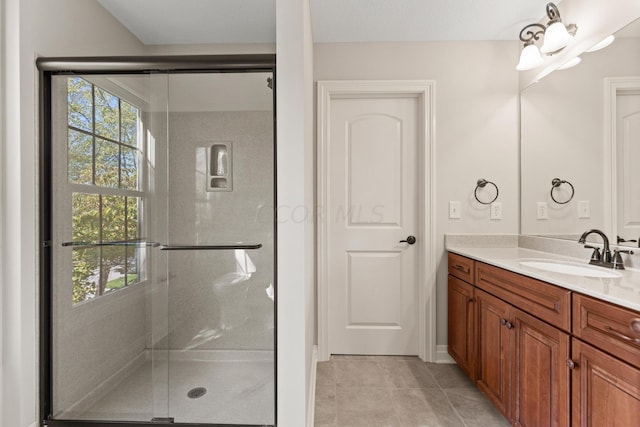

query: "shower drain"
xmin=187 ymin=387 xmax=207 ymax=399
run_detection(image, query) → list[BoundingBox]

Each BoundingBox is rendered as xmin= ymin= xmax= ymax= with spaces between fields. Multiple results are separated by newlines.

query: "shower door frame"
xmin=37 ymin=55 xmax=277 ymax=427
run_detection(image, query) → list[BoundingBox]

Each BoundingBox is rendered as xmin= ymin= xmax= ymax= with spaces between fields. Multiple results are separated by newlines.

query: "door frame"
xmin=604 ymin=77 xmax=640 ymax=241
xmin=37 ymin=55 xmax=277 ymax=427
xmin=316 ymin=80 xmax=436 ymax=362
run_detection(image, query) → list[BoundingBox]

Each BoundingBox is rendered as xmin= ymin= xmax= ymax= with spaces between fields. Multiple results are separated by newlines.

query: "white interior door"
xmin=327 ymin=95 xmax=419 ymax=355
xmin=616 ymin=90 xmax=640 ymax=242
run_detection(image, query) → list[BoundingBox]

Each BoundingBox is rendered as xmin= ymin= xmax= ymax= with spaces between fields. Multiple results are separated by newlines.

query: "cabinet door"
xmin=512 ymin=308 xmax=570 ymax=427
xmin=475 ymin=288 xmax=512 ymax=420
xmin=572 ymin=339 xmax=640 ymax=427
xmin=448 ymin=275 xmax=475 ymax=379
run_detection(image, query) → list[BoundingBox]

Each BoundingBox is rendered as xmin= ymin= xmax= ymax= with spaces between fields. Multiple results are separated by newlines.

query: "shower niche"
xmin=208 ymin=142 xmax=233 ymax=191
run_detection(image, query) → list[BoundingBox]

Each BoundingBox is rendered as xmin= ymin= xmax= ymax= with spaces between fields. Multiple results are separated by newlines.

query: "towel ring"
xmin=550 ymin=178 xmax=574 ymax=204
xmin=474 ymin=179 xmax=499 ymax=205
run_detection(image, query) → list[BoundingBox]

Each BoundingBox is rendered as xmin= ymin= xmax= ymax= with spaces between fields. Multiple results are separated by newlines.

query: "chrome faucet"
xmin=579 ymin=229 xmax=634 ymax=270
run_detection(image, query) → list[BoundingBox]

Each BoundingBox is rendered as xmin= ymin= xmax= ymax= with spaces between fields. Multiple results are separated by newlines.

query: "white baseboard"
xmin=436 ymin=345 xmax=455 ymax=364
xmin=306 ymin=345 xmax=318 ymax=427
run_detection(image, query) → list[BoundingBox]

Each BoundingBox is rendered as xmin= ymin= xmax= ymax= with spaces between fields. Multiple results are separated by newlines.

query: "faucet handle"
xmin=612 ymin=249 xmax=634 ymax=270
xmin=584 ymin=245 xmax=601 ymax=263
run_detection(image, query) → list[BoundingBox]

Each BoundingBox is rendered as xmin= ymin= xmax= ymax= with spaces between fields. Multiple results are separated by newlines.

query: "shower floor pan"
xmin=60 ymin=350 xmax=274 ymax=425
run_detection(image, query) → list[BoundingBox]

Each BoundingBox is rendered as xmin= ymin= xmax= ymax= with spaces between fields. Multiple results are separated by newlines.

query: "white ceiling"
xmin=98 ymin=0 xmax=556 ymax=44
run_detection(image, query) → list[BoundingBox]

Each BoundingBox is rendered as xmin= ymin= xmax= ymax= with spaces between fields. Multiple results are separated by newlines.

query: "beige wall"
xmin=275 ymin=0 xmax=315 ymax=425
xmin=314 ymin=41 xmax=521 ymax=347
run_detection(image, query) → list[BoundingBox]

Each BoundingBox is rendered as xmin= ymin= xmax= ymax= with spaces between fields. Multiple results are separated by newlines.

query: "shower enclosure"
xmin=38 ymin=56 xmax=276 ymax=426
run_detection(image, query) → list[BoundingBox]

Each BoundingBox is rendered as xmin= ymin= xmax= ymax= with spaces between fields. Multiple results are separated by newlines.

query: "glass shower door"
xmin=50 ymin=72 xmax=171 ymax=422
xmin=49 ymin=68 xmax=274 ymax=426
xmin=158 ymin=72 xmax=275 ymax=424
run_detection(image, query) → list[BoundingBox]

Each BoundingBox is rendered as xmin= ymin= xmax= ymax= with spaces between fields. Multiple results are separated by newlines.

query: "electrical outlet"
xmin=449 ymin=201 xmax=461 ymax=219
xmin=490 ymin=202 xmax=502 ymax=220
xmin=578 ymin=201 xmax=591 ymax=218
xmin=537 ymin=202 xmax=549 ymax=220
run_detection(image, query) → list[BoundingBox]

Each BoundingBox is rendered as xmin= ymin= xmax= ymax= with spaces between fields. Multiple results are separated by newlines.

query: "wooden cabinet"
xmin=447 ymin=252 xmax=640 ymax=427
xmin=447 ymin=275 xmax=475 ymax=379
xmin=476 ymin=261 xmax=571 ymax=331
xmin=512 ymin=308 xmax=570 ymax=427
xmin=475 ymin=288 xmax=512 ymax=420
xmin=571 ymin=339 xmax=640 ymax=427
xmin=571 ymin=294 xmax=640 ymax=427
xmin=448 ymin=252 xmax=475 ymax=283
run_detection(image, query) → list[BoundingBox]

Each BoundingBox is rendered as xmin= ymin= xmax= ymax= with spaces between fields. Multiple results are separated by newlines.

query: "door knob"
xmin=399 ymin=236 xmax=416 ymax=245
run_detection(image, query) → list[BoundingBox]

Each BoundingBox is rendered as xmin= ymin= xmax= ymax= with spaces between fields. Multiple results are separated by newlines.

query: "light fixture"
xmin=585 ymin=35 xmax=615 ymax=52
xmin=516 ymin=2 xmax=577 ymax=71
xmin=557 ymin=56 xmax=581 ymax=70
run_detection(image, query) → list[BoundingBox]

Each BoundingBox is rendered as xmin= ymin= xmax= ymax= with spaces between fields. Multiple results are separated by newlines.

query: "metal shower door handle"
xmin=399 ymin=236 xmax=416 ymax=245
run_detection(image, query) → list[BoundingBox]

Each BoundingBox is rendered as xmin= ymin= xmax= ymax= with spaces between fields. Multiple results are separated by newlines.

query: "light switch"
xmin=578 ymin=201 xmax=591 ymax=218
xmin=449 ymin=201 xmax=461 ymax=219
xmin=537 ymin=202 xmax=549 ymax=220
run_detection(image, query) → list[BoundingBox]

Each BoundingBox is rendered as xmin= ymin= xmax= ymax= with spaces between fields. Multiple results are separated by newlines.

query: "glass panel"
xmin=67 ymin=77 xmax=93 ymax=132
xmin=72 ymin=247 xmax=99 ymax=303
xmin=121 ymin=146 xmax=138 ymax=190
xmin=95 ymin=138 xmax=119 ymax=187
xmin=53 ymin=74 xmax=163 ymax=423
xmin=72 ymin=193 xmax=100 ymax=244
xmin=101 ymin=195 xmax=126 ymax=294
xmin=163 ymin=72 xmax=275 ymax=424
xmin=68 ymin=130 xmax=93 ymax=184
xmin=120 ymin=100 xmax=138 ymax=146
xmin=51 ymin=71 xmax=275 ymax=425
xmin=94 ymin=86 xmax=120 ymax=141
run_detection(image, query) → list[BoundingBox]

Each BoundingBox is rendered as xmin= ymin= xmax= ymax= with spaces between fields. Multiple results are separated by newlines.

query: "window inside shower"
xmin=42 ymin=63 xmax=275 ymax=427
xmin=66 ymin=77 xmax=143 ymax=303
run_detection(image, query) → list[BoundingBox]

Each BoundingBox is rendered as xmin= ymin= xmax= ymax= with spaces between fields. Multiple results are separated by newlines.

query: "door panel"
xmin=572 ymin=339 xmax=640 ymax=427
xmin=616 ymin=91 xmax=640 ymax=240
xmin=328 ymin=96 xmax=419 ymax=355
xmin=447 ymin=275 xmax=475 ymax=379
xmin=475 ymin=288 xmax=512 ymax=420
xmin=512 ymin=308 xmax=570 ymax=427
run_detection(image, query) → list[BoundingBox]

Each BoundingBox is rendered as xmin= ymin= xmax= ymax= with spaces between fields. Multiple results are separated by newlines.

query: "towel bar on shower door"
xmin=159 ymin=243 xmax=262 ymax=251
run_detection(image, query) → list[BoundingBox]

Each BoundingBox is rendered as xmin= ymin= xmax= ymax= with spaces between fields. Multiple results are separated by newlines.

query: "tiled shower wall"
xmin=164 ymin=111 xmax=275 ymax=351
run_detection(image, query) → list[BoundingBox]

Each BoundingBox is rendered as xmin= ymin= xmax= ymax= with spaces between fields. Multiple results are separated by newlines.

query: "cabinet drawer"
xmin=448 ymin=252 xmax=474 ymax=283
xmin=475 ymin=262 xmax=571 ymax=332
xmin=573 ymin=293 xmax=640 ymax=368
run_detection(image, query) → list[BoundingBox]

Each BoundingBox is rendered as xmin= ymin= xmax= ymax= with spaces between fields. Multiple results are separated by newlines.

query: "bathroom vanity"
xmin=447 ymin=247 xmax=640 ymax=427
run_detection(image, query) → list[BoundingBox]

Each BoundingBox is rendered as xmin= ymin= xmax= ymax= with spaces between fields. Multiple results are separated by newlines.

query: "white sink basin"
xmin=518 ymin=259 xmax=622 ymax=279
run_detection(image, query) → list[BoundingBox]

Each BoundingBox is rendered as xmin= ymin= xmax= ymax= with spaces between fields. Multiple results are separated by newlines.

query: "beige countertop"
xmin=446 ymin=246 xmax=640 ymax=313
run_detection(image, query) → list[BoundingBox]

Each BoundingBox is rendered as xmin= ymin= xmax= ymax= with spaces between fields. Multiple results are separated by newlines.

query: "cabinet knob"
xmin=566 ymin=359 xmax=577 ymax=370
xmin=505 ymin=321 xmax=514 ymax=330
xmin=500 ymin=318 xmax=513 ymax=329
xmin=630 ymin=318 xmax=640 ymax=335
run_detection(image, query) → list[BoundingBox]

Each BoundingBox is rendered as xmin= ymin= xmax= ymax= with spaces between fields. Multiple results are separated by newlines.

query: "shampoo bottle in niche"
xmin=215 ymin=148 xmax=227 ymax=176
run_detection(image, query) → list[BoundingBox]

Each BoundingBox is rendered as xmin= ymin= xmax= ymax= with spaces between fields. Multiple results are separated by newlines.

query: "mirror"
xmin=520 ymin=18 xmax=640 ymax=246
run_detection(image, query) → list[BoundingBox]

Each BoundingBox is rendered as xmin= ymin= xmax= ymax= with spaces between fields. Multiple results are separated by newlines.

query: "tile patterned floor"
xmin=314 ymin=356 xmax=510 ymax=427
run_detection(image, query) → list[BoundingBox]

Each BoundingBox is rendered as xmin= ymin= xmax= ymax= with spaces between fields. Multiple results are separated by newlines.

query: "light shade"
xmin=585 ymin=35 xmax=615 ymax=52
xmin=516 ymin=44 xmax=544 ymax=71
xmin=540 ymin=22 xmax=573 ymax=53
xmin=557 ymin=56 xmax=581 ymax=70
